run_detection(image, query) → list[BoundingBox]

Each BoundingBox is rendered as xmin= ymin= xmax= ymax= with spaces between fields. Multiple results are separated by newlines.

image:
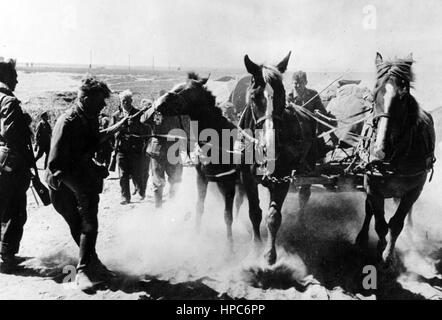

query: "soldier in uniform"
xmin=0 ymin=59 xmax=37 ymax=273
xmin=34 ymin=111 xmax=52 ymax=169
xmin=46 ymin=76 xmax=128 ymax=291
xmin=287 ymin=70 xmax=339 ymax=159
xmin=95 ymin=112 xmax=113 ymax=168
xmin=139 ymin=99 xmax=153 ymax=198
xmin=114 ymin=90 xmax=150 ymax=204
xmin=141 ymin=98 xmax=184 ymax=209
xmin=287 ymin=71 xmax=339 ymax=207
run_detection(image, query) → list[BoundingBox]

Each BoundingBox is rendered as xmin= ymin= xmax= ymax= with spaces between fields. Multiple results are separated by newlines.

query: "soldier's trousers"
xmin=140 ymin=154 xmax=150 ymax=197
xmin=151 ymin=157 xmax=183 ymax=207
xmin=35 ymin=143 xmax=50 ymax=169
xmin=117 ymin=152 xmax=146 ymax=201
xmin=49 ymin=183 xmax=99 ymax=271
xmin=0 ymin=170 xmax=31 ymax=256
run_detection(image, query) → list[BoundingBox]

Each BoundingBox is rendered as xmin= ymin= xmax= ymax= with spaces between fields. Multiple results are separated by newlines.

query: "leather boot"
xmin=0 ymin=254 xmax=17 ymax=274
xmin=78 ymin=232 xmax=97 ymax=270
xmin=154 ymin=189 xmax=163 ymax=208
xmin=169 ymin=183 xmax=177 ymax=199
xmin=76 ymin=232 xmax=99 ymax=291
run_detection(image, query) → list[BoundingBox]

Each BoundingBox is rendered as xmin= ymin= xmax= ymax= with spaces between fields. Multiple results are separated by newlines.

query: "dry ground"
xmin=1 ymin=163 xmax=442 ymax=300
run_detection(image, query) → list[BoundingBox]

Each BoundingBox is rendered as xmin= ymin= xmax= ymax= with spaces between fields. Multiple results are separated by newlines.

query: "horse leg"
xmin=355 ymin=198 xmax=374 ymax=250
xmin=394 ymin=198 xmax=413 ymax=234
xmin=298 ymin=184 xmax=311 ymax=221
xmin=367 ymin=193 xmax=388 ymax=259
xmin=264 ymin=183 xmax=290 ymax=265
xmin=195 ymin=167 xmax=208 ymax=232
xmin=217 ymin=179 xmax=236 ymax=251
xmin=241 ymin=169 xmax=262 ymax=246
xmin=383 ymin=188 xmax=422 ymax=264
xmin=235 ymin=180 xmax=246 ymax=218
xmin=299 ymin=184 xmax=311 ymax=212
xmin=406 ymin=206 xmax=414 ymax=228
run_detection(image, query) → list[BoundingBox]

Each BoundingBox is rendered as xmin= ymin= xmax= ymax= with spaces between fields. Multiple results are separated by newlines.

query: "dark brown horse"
xmin=142 ymin=73 xmax=242 ymax=250
xmin=355 ymin=53 xmax=436 ymax=265
xmin=239 ymin=52 xmax=317 ymax=264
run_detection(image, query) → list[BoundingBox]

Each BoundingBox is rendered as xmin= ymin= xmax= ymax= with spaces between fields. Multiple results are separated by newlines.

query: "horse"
xmin=239 ymin=52 xmax=317 ymax=265
xmin=355 ymin=52 xmax=436 ymax=265
xmin=142 ymin=72 xmax=244 ymax=250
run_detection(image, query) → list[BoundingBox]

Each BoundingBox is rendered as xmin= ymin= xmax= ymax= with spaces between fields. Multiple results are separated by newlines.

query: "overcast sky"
xmin=1 ymin=0 xmax=442 ymax=71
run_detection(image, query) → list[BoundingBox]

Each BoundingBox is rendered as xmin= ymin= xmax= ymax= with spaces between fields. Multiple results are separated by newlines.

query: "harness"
xmin=350 ymin=103 xmax=435 ymax=181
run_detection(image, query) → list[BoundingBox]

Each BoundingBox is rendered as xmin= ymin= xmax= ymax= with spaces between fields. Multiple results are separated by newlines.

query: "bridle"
xmin=248 ymin=81 xmax=282 ymax=175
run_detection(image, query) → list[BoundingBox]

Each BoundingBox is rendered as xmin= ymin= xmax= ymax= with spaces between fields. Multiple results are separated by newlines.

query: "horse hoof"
xmin=382 ymin=247 xmax=395 ymax=265
xmin=378 ymin=256 xmax=397 ymax=275
xmin=264 ymin=248 xmax=277 ymax=265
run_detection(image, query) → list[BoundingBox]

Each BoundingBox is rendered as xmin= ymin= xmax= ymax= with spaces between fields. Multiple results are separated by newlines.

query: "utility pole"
xmin=128 ymin=54 xmax=131 ymax=72
xmin=89 ymin=50 xmax=92 ymax=69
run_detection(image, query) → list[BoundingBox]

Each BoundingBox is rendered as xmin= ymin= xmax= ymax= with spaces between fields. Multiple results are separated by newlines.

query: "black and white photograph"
xmin=1 ymin=0 xmax=442 ymax=304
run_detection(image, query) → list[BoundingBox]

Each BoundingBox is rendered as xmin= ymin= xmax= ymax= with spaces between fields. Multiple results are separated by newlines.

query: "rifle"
xmin=27 ymin=129 xmax=51 ymax=206
xmin=108 ymin=137 xmax=119 ymax=172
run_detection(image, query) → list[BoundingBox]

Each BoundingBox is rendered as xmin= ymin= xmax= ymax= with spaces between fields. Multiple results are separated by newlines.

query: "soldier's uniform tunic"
xmin=46 ymin=102 xmax=108 ymax=271
xmin=0 ymin=82 xmax=33 ymax=258
xmin=114 ymin=107 xmax=150 ymax=202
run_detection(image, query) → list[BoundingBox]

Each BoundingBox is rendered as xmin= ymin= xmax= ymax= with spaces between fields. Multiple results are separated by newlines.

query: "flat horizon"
xmin=16 ymin=61 xmax=374 ymax=74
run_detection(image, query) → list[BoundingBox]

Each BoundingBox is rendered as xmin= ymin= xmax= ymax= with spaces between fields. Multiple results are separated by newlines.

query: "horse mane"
xmin=373 ymin=57 xmax=431 ymax=128
xmin=187 ymin=71 xmax=200 ymax=81
xmin=171 ymin=82 xmax=186 ymax=93
xmin=262 ymin=65 xmax=282 ymax=84
xmin=404 ymin=94 xmax=432 ymax=127
xmin=186 ymin=72 xmax=220 ymax=118
xmin=374 ymin=57 xmax=415 ymax=97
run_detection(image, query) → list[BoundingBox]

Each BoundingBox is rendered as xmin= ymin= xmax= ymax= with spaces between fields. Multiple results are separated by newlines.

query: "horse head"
xmin=243 ymin=51 xmax=291 ymax=174
xmin=152 ymin=72 xmax=213 ymax=119
xmin=372 ymin=52 xmax=415 ymax=160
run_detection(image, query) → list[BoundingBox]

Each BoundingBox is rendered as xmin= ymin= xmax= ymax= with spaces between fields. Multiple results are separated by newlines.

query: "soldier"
xmin=0 ymin=59 xmax=38 ymax=273
xmin=287 ymin=70 xmax=339 ymax=160
xmin=114 ymin=90 xmax=150 ymax=204
xmin=139 ymin=99 xmax=153 ymax=198
xmin=141 ymin=93 xmax=184 ymax=209
xmin=95 ymin=112 xmax=113 ymax=168
xmin=46 ymin=76 xmax=128 ymax=291
xmin=34 ymin=111 xmax=52 ymax=169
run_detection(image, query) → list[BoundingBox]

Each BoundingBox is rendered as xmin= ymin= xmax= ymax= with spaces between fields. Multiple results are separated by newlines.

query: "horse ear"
xmin=244 ymin=55 xmax=260 ymax=76
xmin=405 ymin=53 xmax=413 ymax=65
xmin=8 ymin=59 xmax=17 ymax=68
xmin=276 ymin=51 xmax=292 ymax=73
xmin=375 ymin=52 xmax=383 ymax=65
xmin=199 ymin=73 xmax=210 ymax=85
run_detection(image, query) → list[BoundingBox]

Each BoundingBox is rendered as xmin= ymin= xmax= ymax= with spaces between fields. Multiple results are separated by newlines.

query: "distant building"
xmin=0 ymin=57 xmax=4 ymax=62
